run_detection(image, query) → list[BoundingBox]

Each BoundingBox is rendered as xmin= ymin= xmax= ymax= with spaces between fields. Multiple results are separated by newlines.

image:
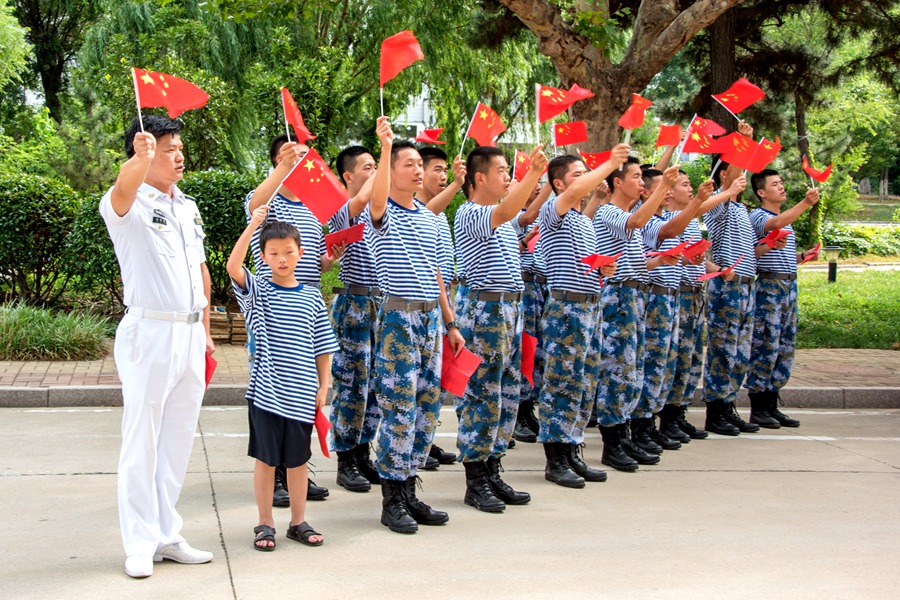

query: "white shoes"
xmin=153 ymin=541 xmax=214 ymax=565
xmin=124 ymin=555 xmax=153 ymax=578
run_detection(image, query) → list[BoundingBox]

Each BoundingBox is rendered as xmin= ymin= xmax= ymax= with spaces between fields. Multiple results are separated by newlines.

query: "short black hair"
xmin=125 ymin=115 xmax=183 ymax=158
xmin=269 ymin=133 xmax=313 ymax=167
xmin=259 ymin=221 xmax=302 ymax=253
xmin=711 ymin=154 xmax=731 ymax=188
xmin=606 ymin=156 xmax=641 ymax=193
xmin=464 ymin=146 xmax=505 ymax=191
xmin=641 ymin=167 xmax=663 ymax=189
xmin=419 ymin=147 xmax=448 ymax=170
xmin=751 ymin=169 xmax=779 ymax=199
xmin=547 ymin=155 xmax=583 ymax=195
xmin=390 ymin=140 xmax=420 ymax=167
xmin=335 ymin=145 xmax=372 ymax=186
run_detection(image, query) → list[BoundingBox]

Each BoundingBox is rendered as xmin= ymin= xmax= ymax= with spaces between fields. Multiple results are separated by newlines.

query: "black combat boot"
xmin=599 ymin=425 xmax=639 ymax=472
xmin=403 ymin=476 xmax=449 ymax=525
xmin=380 ymin=480 xmax=418 ymax=534
xmin=421 ymin=455 xmax=440 ymax=470
xmin=307 ymin=479 xmax=329 ymax=501
xmin=522 ymin=399 xmax=541 ymax=435
xmin=485 ymin=456 xmax=531 ymax=504
xmin=353 ymin=443 xmax=380 ymax=485
xmin=723 ymin=401 xmax=760 ymax=433
xmin=513 ymin=402 xmax=538 ymax=443
xmin=463 ymin=461 xmax=506 ymax=512
xmin=620 ymin=422 xmax=661 ymax=465
xmin=676 ymin=404 xmax=709 ymax=439
xmin=336 ymin=450 xmax=371 ymax=492
xmin=542 ymin=442 xmax=586 ymax=488
xmin=659 ymin=404 xmax=691 ymax=444
xmin=567 ymin=443 xmax=607 ymax=482
xmin=705 ymin=401 xmax=740 ymax=436
xmin=630 ymin=418 xmax=665 ymax=454
xmin=771 ymin=392 xmax=800 ymax=427
xmin=647 ymin=414 xmax=682 ymax=450
xmin=749 ymin=391 xmax=781 ymax=429
xmin=273 ymin=466 xmax=290 ymax=507
xmin=429 ymin=444 xmax=457 ymax=465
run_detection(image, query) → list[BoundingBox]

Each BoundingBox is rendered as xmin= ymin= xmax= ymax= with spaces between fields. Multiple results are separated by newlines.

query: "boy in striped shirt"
xmin=227 ymin=206 xmax=339 ymax=551
xmin=745 ymin=169 xmax=819 ymax=428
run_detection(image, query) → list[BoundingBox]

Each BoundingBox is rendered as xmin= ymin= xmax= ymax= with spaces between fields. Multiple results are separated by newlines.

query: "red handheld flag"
xmin=712 ymin=77 xmax=766 ymax=115
xmin=521 ymin=332 xmax=537 ymax=387
xmin=800 ymin=242 xmax=821 ymax=264
xmin=745 ymin=138 xmax=782 ymax=173
xmin=691 ymin=116 xmax=727 ymax=136
xmin=802 ymin=156 xmax=833 ymax=183
xmin=682 ymin=130 xmax=718 ymax=154
xmin=204 ymin=351 xmax=217 ymax=389
xmin=526 ymin=228 xmax=540 ymax=254
xmin=697 ymin=255 xmax=744 ymax=281
xmin=647 ymin=238 xmax=695 ymax=257
xmin=281 ymin=87 xmax=316 ymax=142
xmin=757 ymin=229 xmax=791 ymax=248
xmin=581 ymin=252 xmax=623 ymax=274
xmin=466 ymin=103 xmax=507 ymax=147
xmin=537 ymin=83 xmax=594 ymax=123
xmin=554 ymin=121 xmax=588 ymax=146
xmin=579 ymin=150 xmax=611 ymax=171
xmin=415 ymin=128 xmax=446 ymax=145
xmin=682 ymin=239 xmax=711 ymax=262
xmin=132 ymin=68 xmax=209 ymax=118
xmin=618 ymin=94 xmax=653 ymax=130
xmin=314 ymin=409 xmax=332 ymax=458
xmin=325 ymin=223 xmax=365 ymax=258
xmin=380 ymin=30 xmax=424 ymax=86
xmin=281 ymin=147 xmax=350 ymax=225
xmin=513 ymin=150 xmax=532 ymax=182
xmin=440 ymin=336 xmax=483 ymax=397
xmin=656 ymin=124 xmax=682 ymax=148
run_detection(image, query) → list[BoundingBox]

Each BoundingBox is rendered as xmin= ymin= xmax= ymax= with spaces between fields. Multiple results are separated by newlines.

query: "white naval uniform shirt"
xmin=100 ymin=182 xmax=208 ymax=313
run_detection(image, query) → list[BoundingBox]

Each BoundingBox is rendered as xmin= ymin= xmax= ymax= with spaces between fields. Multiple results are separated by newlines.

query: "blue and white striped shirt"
xmin=511 ymin=212 xmax=547 ymax=276
xmin=454 ymin=202 xmax=523 ymax=292
xmin=665 ymin=210 xmax=706 ymax=285
xmin=594 ymin=203 xmax=649 ymax=285
xmin=233 ymin=268 xmax=339 ymax=423
xmin=643 ymin=215 xmax=682 ymax=289
xmin=750 ymin=208 xmax=797 ymax=275
xmin=363 ymin=199 xmax=445 ymax=300
xmin=704 ymin=199 xmax=757 ymax=278
xmin=435 ymin=211 xmax=456 ymax=280
xmin=246 ymin=192 xmax=325 ymax=285
xmin=539 ymin=198 xmax=601 ymax=294
xmin=327 ymin=201 xmax=378 ymax=287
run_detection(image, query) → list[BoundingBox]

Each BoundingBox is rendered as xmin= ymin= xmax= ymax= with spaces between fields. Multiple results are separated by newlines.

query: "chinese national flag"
xmin=709 ymin=132 xmax=754 ymax=155
xmin=281 ymin=87 xmax=316 ymax=142
xmin=803 ymin=156 xmax=833 ymax=182
xmin=682 ymin=130 xmax=717 ymax=154
xmin=579 ymin=150 xmax=611 ymax=170
xmin=656 ymin=124 xmax=682 ymax=148
xmin=554 ymin=121 xmax=588 ymax=146
xmin=712 ymin=77 xmax=766 ymax=114
xmin=415 ymin=128 xmax=446 ymax=144
xmin=380 ymin=30 xmax=424 ymax=86
xmin=132 ymin=68 xmax=209 ymax=118
xmin=617 ymin=94 xmax=653 ymax=130
xmin=467 ymin=103 xmax=507 ymax=146
xmin=513 ymin=150 xmax=532 ymax=182
xmin=280 ymin=147 xmax=349 ymax=225
xmin=746 ymin=138 xmax=781 ymax=173
xmin=691 ymin=116 xmax=726 ymax=136
xmin=537 ymin=83 xmax=594 ymax=123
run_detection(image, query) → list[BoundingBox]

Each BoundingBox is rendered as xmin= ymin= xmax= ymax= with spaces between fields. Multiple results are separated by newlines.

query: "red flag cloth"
xmin=521 ymin=332 xmax=537 ymax=386
xmin=204 ymin=351 xmax=217 ymax=389
xmin=132 ymin=68 xmax=209 ymax=118
xmin=803 ymin=156 xmax=833 ymax=183
xmin=745 ymin=138 xmax=782 ymax=173
xmin=712 ymin=77 xmax=766 ymax=114
xmin=537 ymin=83 xmax=594 ymax=123
xmin=314 ymin=409 xmax=332 ymax=458
xmin=800 ymin=242 xmax=821 ymax=264
xmin=579 ymin=150 xmax=611 ymax=170
xmin=325 ymin=223 xmax=365 ymax=257
xmin=581 ymin=252 xmax=623 ymax=274
xmin=554 ymin=121 xmax=588 ymax=146
xmin=526 ymin=228 xmax=540 ymax=253
xmin=513 ymin=150 xmax=532 ymax=182
xmin=682 ymin=130 xmax=718 ymax=154
xmin=467 ymin=103 xmax=507 ymax=146
xmin=691 ymin=116 xmax=727 ymax=136
xmin=647 ymin=238 xmax=695 ymax=257
xmin=380 ymin=30 xmax=424 ymax=86
xmin=682 ymin=239 xmax=711 ymax=262
xmin=281 ymin=147 xmax=349 ymax=225
xmin=757 ymin=229 xmax=792 ymax=248
xmin=281 ymin=87 xmax=316 ymax=142
xmin=697 ymin=255 xmax=745 ymax=281
xmin=656 ymin=124 xmax=682 ymax=148
xmin=415 ymin=128 xmax=446 ymax=145
xmin=617 ymin=94 xmax=653 ymax=130
xmin=440 ymin=336 xmax=482 ymax=397
xmin=714 ymin=133 xmax=758 ymax=169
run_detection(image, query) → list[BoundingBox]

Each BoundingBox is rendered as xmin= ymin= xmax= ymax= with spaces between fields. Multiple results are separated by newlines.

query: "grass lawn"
xmin=854 ymin=200 xmax=899 ymax=222
xmin=797 ymin=269 xmax=900 ymax=349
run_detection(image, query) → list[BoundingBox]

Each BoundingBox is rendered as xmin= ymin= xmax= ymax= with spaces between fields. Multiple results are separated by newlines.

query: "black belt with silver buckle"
xmin=550 ymin=290 xmax=600 ymax=303
xmin=467 ymin=290 xmax=523 ymax=302
xmin=382 ymin=295 xmax=437 ymax=312
xmin=609 ymin=279 xmax=650 ymax=293
xmin=333 ymin=285 xmax=381 ymax=296
xmin=757 ymin=272 xmax=797 ymax=281
xmin=731 ymin=274 xmax=755 ymax=284
xmin=521 ymin=272 xmax=548 ymax=284
xmin=679 ymin=284 xmax=703 ymax=293
xmin=648 ymin=284 xmax=678 ymax=296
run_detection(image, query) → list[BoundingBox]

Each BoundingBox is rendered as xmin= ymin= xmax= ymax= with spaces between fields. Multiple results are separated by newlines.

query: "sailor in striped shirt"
xmin=744 ymin=169 xmax=819 ymax=429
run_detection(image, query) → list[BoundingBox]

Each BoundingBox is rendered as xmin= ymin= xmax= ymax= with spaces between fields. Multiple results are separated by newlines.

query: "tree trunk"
xmin=708 ymin=7 xmax=736 ymax=133
xmin=880 ymin=167 xmax=889 ymax=201
xmin=795 ymin=94 xmax=821 ymax=245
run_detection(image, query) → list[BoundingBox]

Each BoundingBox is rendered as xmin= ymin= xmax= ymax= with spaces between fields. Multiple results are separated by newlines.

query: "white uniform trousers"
xmin=115 ymin=313 xmax=206 ymax=557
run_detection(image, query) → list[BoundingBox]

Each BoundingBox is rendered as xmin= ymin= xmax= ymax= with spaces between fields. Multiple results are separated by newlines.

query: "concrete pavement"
xmin=1 ymin=405 xmax=898 ymax=599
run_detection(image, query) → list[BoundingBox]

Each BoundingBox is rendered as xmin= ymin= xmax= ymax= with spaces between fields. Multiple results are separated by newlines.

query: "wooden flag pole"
xmin=130 ymin=68 xmax=145 ymax=133
xmin=281 ymin=89 xmax=292 ymax=143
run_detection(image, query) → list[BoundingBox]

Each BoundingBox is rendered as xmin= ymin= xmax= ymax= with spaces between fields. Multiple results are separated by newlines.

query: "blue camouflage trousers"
xmin=596 ymin=285 xmax=647 ymax=426
xmin=703 ymin=277 xmax=755 ymax=404
xmin=745 ymin=278 xmax=798 ymax=393
xmin=538 ymin=295 xmax=601 ymax=444
xmin=455 ymin=296 xmax=523 ymax=462
xmin=329 ymin=293 xmax=382 ymax=452
xmin=372 ymin=305 xmax=442 ymax=481
xmin=634 ymin=290 xmax=678 ymax=419
xmin=520 ymin=280 xmax=548 ymax=405
xmin=666 ymin=288 xmax=706 ymax=406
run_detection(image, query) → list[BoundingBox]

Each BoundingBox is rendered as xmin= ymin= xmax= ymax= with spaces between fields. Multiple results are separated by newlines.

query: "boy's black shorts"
xmin=247 ymin=403 xmax=313 ymax=468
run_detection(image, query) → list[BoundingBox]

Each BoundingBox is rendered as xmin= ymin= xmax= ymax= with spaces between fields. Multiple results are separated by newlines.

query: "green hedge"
xmin=821 ymin=223 xmax=900 ymax=257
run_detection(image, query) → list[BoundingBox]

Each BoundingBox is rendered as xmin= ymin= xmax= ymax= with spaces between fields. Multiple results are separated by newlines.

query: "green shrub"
xmin=0 ymin=174 xmax=81 ymax=305
xmin=0 ymin=302 xmax=113 ymax=360
xmin=821 ymin=223 xmax=900 ymax=257
xmin=65 ymin=193 xmax=123 ymax=308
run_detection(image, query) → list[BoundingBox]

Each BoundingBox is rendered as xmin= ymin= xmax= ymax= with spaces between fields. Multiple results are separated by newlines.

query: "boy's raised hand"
xmin=737 ymin=120 xmax=753 ymax=138
xmin=376 ymin=116 xmax=393 ymax=146
xmin=249 ymin=204 xmax=270 ymax=228
xmin=803 ymin=188 xmax=820 ymax=206
xmin=696 ymin=180 xmax=715 ymax=202
xmin=529 ymin=144 xmax=549 ymax=172
xmin=451 ymin=155 xmax=466 ymax=183
xmin=728 ymin=174 xmax=747 ymax=196
xmin=662 ymin=165 xmax=680 ymax=187
xmin=277 ymin=141 xmax=306 ymax=171
xmin=606 ymin=143 xmax=631 ymax=168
